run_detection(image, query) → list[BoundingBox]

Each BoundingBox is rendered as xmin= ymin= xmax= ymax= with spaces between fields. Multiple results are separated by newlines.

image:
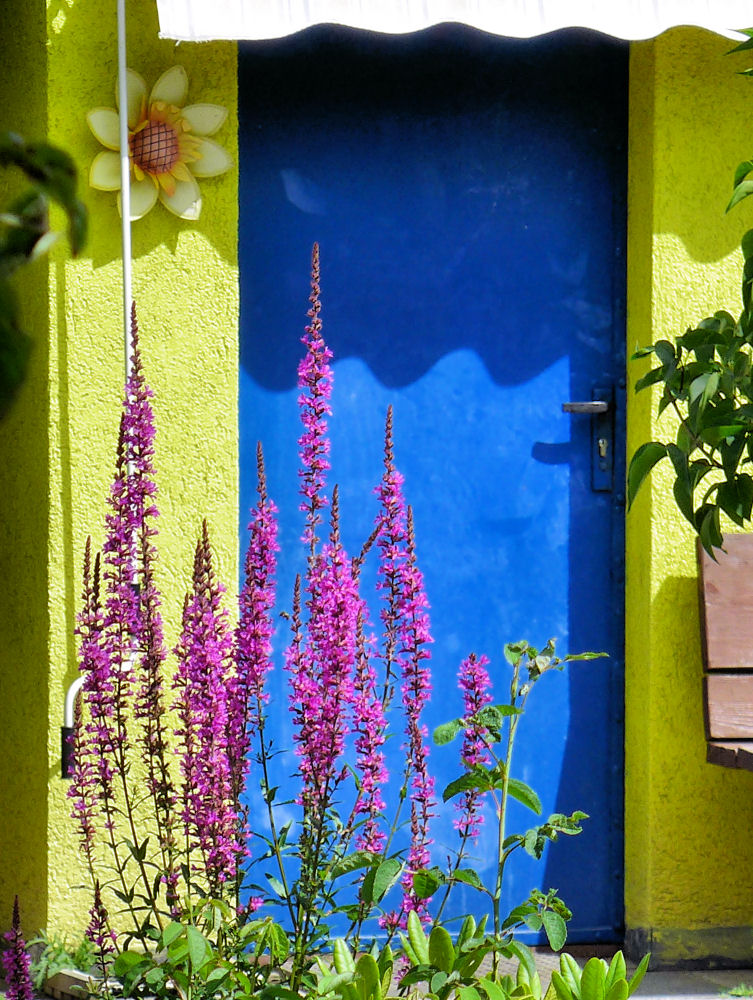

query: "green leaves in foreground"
xmin=551 ymin=951 xmax=650 ymax=1000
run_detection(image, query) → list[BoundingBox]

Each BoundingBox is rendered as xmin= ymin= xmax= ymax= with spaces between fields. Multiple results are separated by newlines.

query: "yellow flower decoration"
xmin=87 ymin=66 xmax=231 ymax=221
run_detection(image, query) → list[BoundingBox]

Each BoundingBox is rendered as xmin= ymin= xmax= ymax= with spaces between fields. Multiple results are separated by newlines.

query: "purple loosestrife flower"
xmin=454 ymin=653 xmax=492 ymax=841
xmin=287 ymin=490 xmax=358 ymax=812
xmin=234 ymin=442 xmax=279 ymax=800
xmin=3 ymin=897 xmax=33 ymax=1000
xmin=71 ymin=542 xmax=118 ymax=836
xmin=374 ymin=406 xmax=407 ymax=704
xmin=352 ymin=603 xmax=387 ymax=852
xmin=396 ymin=508 xmax=436 ymax=923
xmin=297 ymin=243 xmax=333 ymax=552
xmin=86 ymin=881 xmax=117 ymax=962
xmin=174 ymin=521 xmax=240 ymax=894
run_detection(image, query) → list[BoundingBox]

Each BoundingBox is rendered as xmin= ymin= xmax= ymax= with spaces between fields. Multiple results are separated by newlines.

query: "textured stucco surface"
xmin=626 ymin=28 xmax=753 ymax=963
xmin=0 ymin=0 xmax=238 ymax=936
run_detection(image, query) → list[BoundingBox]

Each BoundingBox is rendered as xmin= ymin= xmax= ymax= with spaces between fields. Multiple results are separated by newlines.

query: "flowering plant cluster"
xmin=63 ymin=247 xmax=596 ymax=999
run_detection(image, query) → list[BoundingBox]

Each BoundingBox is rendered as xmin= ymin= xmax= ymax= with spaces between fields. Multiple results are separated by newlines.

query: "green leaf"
xmin=698 ymin=423 xmax=745 ymax=446
xmin=442 ymin=769 xmax=493 ymax=803
xmin=185 ymin=925 xmax=211 ymax=970
xmin=728 ymin=179 xmax=753 ymax=213
xmin=604 ymin=953 xmax=626 ymax=995
xmin=627 ymin=953 xmax=650 ymax=997
xmin=698 ymin=504 xmax=723 ymax=555
xmin=330 ymin=850 xmax=377 ymax=879
xmin=541 ymin=911 xmax=567 ymax=952
xmin=266 ymin=873 xmax=287 ymax=899
xmin=507 ymin=778 xmax=542 ymax=815
xmin=552 ymin=970 xmax=574 ymax=1000
xmin=434 ymin=718 xmax=465 ymax=745
xmin=407 ymin=910 xmax=430 ymax=966
xmin=160 ymin=922 xmax=184 ymax=948
xmin=428 ymin=925 xmax=455 ymax=974
xmin=355 ymin=954 xmax=381 ymax=1000
xmin=371 ymin=857 xmax=402 ymax=903
xmin=581 ymin=959 xmax=608 ymax=1000
xmin=627 ymin=442 xmax=667 ymax=508
xmin=606 ymin=980 xmax=628 ymax=1000
xmin=412 ymin=867 xmax=445 ymax=899
xmin=334 ymin=938 xmax=355 ymax=975
xmin=633 ymin=366 xmax=666 ymax=393
xmin=453 ymin=868 xmax=484 ymax=891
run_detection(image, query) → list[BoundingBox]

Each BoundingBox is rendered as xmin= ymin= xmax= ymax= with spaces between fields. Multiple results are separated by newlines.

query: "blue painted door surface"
xmin=239 ymin=26 xmax=627 ymax=942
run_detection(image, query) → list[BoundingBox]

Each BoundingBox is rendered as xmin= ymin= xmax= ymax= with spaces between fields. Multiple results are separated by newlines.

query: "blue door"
xmin=238 ymin=26 xmax=627 ymax=942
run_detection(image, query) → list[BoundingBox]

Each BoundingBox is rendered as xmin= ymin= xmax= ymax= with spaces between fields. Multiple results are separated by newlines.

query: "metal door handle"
xmin=562 ymin=401 xmax=609 ymax=414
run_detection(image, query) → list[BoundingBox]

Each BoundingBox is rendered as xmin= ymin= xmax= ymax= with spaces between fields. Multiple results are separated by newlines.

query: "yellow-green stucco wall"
xmin=626 ymin=28 xmax=753 ymax=965
xmin=0 ymin=0 xmax=238 ymax=937
xmin=2 ymin=3 xmax=753 ymax=966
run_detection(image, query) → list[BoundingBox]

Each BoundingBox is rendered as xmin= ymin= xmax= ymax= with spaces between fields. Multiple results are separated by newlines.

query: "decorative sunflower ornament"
xmin=87 ymin=66 xmax=231 ymax=221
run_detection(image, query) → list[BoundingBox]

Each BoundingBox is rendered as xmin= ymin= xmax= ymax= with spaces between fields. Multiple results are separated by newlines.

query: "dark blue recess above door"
xmin=238 ymin=25 xmax=627 ymax=943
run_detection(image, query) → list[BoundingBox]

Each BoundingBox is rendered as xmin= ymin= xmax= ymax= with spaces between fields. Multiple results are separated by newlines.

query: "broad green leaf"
xmin=541 ymin=911 xmax=567 ymax=952
xmin=480 ymin=977 xmax=509 ymax=1000
xmin=698 ymin=504 xmax=723 ymax=556
xmin=442 ymin=769 xmax=493 ymax=803
xmin=559 ymin=954 xmax=582 ymax=1000
xmin=580 ymin=958 xmax=607 ymax=1000
xmin=373 ymin=856 xmax=402 ymax=902
xmin=407 ymin=910 xmax=430 ymax=965
xmin=604 ymin=953 xmax=626 ymax=994
xmin=334 ymin=938 xmax=355 ymax=975
xmin=453 ymin=868 xmax=484 ymax=891
xmin=633 ymin=366 xmax=666 ymax=393
xmin=434 ymin=718 xmax=465 ymax=745
xmin=551 ymin=970 xmax=573 ymax=1000
xmin=160 ymin=921 xmax=184 ymax=947
xmin=627 ymin=442 xmax=667 ymax=508
xmin=185 ymin=925 xmax=211 ymax=970
xmin=355 ymin=955 xmax=380 ymax=1000
xmin=429 ymin=925 xmax=455 ymax=974
xmin=507 ymin=778 xmax=542 ymax=815
xmin=606 ymin=981 xmax=628 ymax=1000
xmin=331 ymin=850 xmax=377 ymax=879
xmin=412 ymin=867 xmax=444 ymax=899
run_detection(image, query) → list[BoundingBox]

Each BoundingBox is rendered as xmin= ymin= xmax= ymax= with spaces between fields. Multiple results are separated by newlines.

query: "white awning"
xmin=156 ymin=0 xmax=752 ymax=43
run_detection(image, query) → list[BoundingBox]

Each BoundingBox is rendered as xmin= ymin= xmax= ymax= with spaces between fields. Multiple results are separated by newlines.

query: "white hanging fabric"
xmin=156 ymin=0 xmax=752 ymax=42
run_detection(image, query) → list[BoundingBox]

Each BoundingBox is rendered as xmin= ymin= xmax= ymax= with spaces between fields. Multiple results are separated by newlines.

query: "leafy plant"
xmin=0 ymin=132 xmax=86 ymax=417
xmin=627 ymin=47 xmax=753 ymax=554
xmin=550 ymin=951 xmax=649 ymax=1000
xmin=418 ymin=640 xmax=601 ymax=956
xmin=29 ymin=929 xmax=97 ymax=989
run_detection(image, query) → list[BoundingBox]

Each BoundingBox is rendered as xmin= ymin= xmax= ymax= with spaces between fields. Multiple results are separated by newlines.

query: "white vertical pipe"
xmin=116 ymin=0 xmax=133 ymax=379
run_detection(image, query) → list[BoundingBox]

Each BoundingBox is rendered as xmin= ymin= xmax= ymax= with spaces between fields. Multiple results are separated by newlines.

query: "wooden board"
xmin=705 ymin=673 xmax=753 ymax=739
xmin=698 ymin=534 xmax=753 ymax=670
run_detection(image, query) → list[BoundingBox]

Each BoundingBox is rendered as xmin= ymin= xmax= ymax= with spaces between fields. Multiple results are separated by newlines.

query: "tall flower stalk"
xmin=2 ymin=898 xmax=33 ymax=1000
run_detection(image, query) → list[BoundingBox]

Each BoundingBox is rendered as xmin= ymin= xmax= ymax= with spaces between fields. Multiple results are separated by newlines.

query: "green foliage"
xmin=112 ymin=900 xmax=291 ymax=1000
xmin=627 ymin=60 xmax=753 ymax=553
xmin=423 ymin=639 xmax=603 ymax=953
xmin=0 ymin=131 xmax=87 ymax=417
xmin=550 ymin=952 xmax=650 ymax=1000
xmin=316 ymin=916 xmax=550 ymax=1000
xmin=29 ymin=930 xmax=97 ymax=989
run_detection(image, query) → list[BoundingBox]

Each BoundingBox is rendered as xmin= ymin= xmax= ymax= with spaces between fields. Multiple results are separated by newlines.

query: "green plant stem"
xmin=256 ymin=706 xmax=296 ymax=929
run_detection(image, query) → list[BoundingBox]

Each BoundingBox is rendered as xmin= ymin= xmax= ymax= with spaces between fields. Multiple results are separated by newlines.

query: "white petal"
xmin=116 ymin=68 xmax=147 ymax=130
xmin=89 ymin=151 xmax=122 ymax=191
xmin=181 ymin=103 xmax=227 ymax=136
xmin=118 ymin=176 xmax=158 ymax=220
xmin=190 ymin=138 xmax=232 ymax=178
xmin=150 ymin=65 xmax=188 ymax=108
xmin=87 ymin=108 xmax=121 ymax=150
xmin=159 ymin=174 xmax=202 ymax=220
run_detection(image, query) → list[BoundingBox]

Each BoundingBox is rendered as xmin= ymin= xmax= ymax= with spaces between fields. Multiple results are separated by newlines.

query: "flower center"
xmin=129 ymin=120 xmax=180 ymax=175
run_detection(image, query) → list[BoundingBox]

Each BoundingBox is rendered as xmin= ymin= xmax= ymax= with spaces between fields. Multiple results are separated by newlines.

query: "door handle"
xmin=562 ymin=388 xmax=614 ymax=492
xmin=561 ymin=400 xmax=609 ymax=414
